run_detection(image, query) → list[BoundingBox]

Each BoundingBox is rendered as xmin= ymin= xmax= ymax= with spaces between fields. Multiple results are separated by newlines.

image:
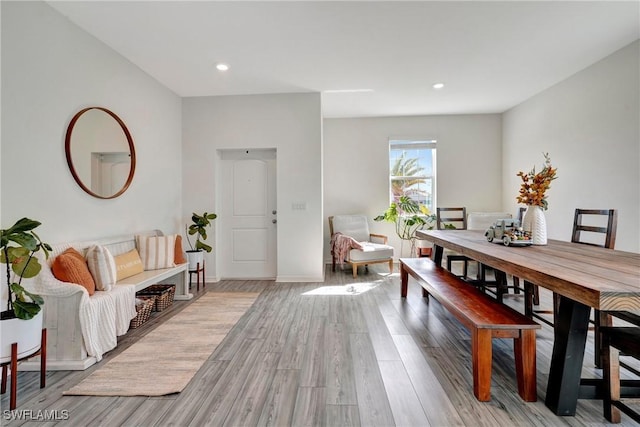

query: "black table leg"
xmin=432 ymin=245 xmax=443 ymax=267
xmin=545 ymin=295 xmax=591 ymax=415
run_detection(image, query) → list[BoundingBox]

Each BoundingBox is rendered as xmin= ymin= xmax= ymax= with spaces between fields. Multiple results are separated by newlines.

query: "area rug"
xmin=63 ymin=291 xmax=260 ymax=396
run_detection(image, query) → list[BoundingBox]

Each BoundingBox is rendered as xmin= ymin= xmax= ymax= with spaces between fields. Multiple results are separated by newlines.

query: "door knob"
xmin=272 ymin=219 xmax=277 ymax=224
xmin=272 ymin=210 xmax=277 ymax=215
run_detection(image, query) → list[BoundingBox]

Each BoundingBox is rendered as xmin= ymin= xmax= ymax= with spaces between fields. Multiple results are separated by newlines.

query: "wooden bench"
xmin=22 ymin=230 xmax=191 ymax=371
xmin=400 ymin=257 xmax=541 ymax=402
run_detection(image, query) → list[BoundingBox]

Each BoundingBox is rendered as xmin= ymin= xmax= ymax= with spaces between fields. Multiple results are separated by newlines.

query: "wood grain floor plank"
xmin=325 ymin=404 xmax=362 ymax=427
xmin=379 ymin=360 xmax=432 ymax=426
xmin=276 ymin=296 xmax=314 ymax=370
xmin=290 ymin=386 xmax=326 ymax=427
xmin=349 ymin=333 xmax=396 ymax=426
xmin=299 ymin=314 xmax=327 ymax=387
xmin=391 ymin=333 xmax=466 ymax=426
xmin=223 ymin=352 xmax=280 ymax=427
xmin=188 ymin=338 xmax=265 ymax=426
xmin=325 ymin=322 xmax=357 ymax=405
xmin=256 ymin=369 xmax=300 ymax=427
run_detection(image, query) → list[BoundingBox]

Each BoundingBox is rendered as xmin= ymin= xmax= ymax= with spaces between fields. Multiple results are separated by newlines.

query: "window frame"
xmin=388 ymin=139 xmax=437 ymax=215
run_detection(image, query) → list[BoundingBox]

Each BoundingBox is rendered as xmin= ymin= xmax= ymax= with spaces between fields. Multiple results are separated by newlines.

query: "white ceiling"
xmin=47 ymin=1 xmax=639 ymax=118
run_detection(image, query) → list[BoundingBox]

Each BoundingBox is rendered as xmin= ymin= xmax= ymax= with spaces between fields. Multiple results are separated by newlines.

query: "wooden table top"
xmin=416 ymin=229 xmax=640 ymax=311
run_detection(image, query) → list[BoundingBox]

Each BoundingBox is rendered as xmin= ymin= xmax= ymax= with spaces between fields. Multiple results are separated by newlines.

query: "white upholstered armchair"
xmin=329 ymin=215 xmax=394 ymax=278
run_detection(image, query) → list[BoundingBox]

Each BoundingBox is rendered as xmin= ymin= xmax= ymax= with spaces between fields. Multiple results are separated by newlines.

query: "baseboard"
xmin=19 ymin=356 xmax=97 ymax=371
xmin=276 ymin=275 xmax=325 ymax=282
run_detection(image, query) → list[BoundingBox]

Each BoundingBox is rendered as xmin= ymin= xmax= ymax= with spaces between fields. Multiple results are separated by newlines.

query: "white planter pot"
xmin=0 ymin=310 xmax=43 ymax=364
xmin=186 ymin=250 xmax=204 ymax=271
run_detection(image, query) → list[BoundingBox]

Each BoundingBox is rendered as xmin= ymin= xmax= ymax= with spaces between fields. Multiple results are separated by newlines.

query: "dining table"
xmin=416 ymin=229 xmax=640 ymax=416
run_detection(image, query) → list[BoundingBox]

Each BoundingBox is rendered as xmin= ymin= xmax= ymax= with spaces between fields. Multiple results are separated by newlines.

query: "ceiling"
xmin=47 ymin=1 xmax=639 ymax=118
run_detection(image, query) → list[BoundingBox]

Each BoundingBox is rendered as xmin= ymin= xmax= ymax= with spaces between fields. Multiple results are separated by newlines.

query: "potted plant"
xmin=0 ymin=217 xmax=51 ymax=363
xmin=374 ymin=195 xmax=436 ymax=257
xmin=185 ymin=212 xmax=217 ymax=270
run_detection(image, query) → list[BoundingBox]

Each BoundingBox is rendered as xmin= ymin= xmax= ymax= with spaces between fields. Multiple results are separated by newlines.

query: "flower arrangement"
xmin=516 ymin=153 xmax=557 ymax=210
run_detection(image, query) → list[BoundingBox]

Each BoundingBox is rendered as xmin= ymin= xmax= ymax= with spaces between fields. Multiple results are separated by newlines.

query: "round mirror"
xmin=65 ymin=107 xmax=136 ymax=199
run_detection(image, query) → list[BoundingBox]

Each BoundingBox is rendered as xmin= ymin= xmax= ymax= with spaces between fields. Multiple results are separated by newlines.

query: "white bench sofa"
xmin=22 ymin=230 xmax=190 ymax=371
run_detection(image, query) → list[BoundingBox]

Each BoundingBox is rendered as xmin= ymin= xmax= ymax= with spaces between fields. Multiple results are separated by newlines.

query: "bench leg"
xmin=388 ymin=259 xmax=394 ymax=274
xmin=514 ymin=329 xmax=537 ymax=402
xmin=472 ymin=328 xmax=492 ymax=401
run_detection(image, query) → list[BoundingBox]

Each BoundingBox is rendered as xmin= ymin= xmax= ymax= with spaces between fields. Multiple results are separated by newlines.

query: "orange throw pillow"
xmin=52 ymin=248 xmax=96 ymax=296
xmin=174 ymin=235 xmax=187 ymax=265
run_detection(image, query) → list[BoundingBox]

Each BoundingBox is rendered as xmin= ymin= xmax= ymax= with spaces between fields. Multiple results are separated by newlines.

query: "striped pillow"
xmin=86 ymin=245 xmax=117 ymax=291
xmin=136 ymin=234 xmax=176 ymax=270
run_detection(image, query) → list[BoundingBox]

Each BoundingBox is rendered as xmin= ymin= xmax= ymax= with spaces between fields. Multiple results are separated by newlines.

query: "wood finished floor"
xmin=2 ymin=264 xmax=639 ymax=426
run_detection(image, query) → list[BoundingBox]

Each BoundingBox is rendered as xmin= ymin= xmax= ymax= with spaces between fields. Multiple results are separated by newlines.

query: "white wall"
xmin=323 ymin=114 xmax=503 ymax=260
xmin=502 ymin=40 xmax=640 ymax=252
xmin=182 ymin=93 xmax=324 ymax=282
xmin=1 ymin=1 xmax=183 ymax=306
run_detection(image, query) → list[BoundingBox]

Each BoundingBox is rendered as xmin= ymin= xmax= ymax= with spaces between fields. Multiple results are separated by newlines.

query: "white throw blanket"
xmin=26 ymin=247 xmax=136 ymax=362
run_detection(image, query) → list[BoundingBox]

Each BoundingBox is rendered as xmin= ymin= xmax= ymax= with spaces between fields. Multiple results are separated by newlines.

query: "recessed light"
xmin=432 ymin=83 xmax=445 ymax=90
xmin=216 ymin=63 xmax=229 ymax=71
xmin=323 ymin=89 xmax=373 ymax=94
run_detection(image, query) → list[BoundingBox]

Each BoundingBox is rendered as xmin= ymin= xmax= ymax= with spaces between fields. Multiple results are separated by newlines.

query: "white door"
xmin=220 ymin=149 xmax=277 ymax=279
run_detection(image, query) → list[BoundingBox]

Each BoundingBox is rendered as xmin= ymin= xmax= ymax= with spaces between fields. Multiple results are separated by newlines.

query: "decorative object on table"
xmin=485 ymin=218 xmax=532 ymax=246
xmin=374 ymin=195 xmax=436 ymax=257
xmin=185 ymin=211 xmax=217 ymax=270
xmin=516 ymin=153 xmax=557 ymax=245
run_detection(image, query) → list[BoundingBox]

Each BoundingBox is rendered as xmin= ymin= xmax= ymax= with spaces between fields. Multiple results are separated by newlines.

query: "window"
xmin=389 ymin=139 xmax=436 ymax=213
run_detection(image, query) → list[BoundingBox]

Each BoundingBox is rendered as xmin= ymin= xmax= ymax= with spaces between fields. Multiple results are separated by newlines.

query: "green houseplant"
xmin=185 ymin=212 xmax=217 ymax=270
xmin=1 ymin=217 xmax=51 ymax=364
xmin=374 ymin=195 xmax=436 ymax=256
xmin=1 ymin=217 xmax=50 ymax=320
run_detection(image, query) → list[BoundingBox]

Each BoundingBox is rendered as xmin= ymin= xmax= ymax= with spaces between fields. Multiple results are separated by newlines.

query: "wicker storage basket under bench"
xmin=130 ymin=296 xmax=156 ymax=329
xmin=136 ymin=284 xmax=176 ymax=312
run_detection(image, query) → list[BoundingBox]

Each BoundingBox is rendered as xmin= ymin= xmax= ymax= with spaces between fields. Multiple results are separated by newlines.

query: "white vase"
xmin=0 ymin=310 xmax=44 ymax=364
xmin=522 ymin=205 xmax=547 ymax=245
xmin=186 ymin=250 xmax=204 ymax=271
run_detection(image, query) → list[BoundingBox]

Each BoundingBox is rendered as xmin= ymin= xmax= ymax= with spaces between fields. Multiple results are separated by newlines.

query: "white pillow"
xmin=136 ymin=234 xmax=176 ymax=270
xmin=86 ymin=245 xmax=117 ymax=291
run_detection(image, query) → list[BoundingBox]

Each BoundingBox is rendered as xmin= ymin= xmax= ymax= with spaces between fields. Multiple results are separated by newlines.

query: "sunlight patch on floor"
xmin=302 ymin=281 xmax=382 ymax=296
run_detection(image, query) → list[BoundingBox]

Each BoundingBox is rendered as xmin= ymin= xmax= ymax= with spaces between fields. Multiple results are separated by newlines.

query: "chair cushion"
xmin=332 ymin=215 xmax=370 ymax=243
xmin=349 ymin=242 xmax=394 ymax=262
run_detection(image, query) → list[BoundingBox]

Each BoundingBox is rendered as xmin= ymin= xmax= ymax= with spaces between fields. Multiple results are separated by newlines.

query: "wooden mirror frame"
xmin=65 ymin=107 xmax=136 ymax=199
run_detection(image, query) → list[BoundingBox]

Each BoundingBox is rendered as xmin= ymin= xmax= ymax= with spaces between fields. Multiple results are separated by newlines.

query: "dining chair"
xmin=601 ymin=323 xmax=640 ymax=423
xmin=572 ymin=209 xmax=618 ymax=367
xmin=467 ymin=212 xmax=519 ymax=300
xmin=436 ymin=207 xmax=470 ymax=279
xmin=525 ymin=209 xmax=617 ymax=356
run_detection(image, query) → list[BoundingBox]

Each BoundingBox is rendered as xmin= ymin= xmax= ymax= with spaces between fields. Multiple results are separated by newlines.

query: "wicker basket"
xmin=136 ymin=284 xmax=176 ymax=312
xmin=130 ymin=297 xmax=155 ymax=329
